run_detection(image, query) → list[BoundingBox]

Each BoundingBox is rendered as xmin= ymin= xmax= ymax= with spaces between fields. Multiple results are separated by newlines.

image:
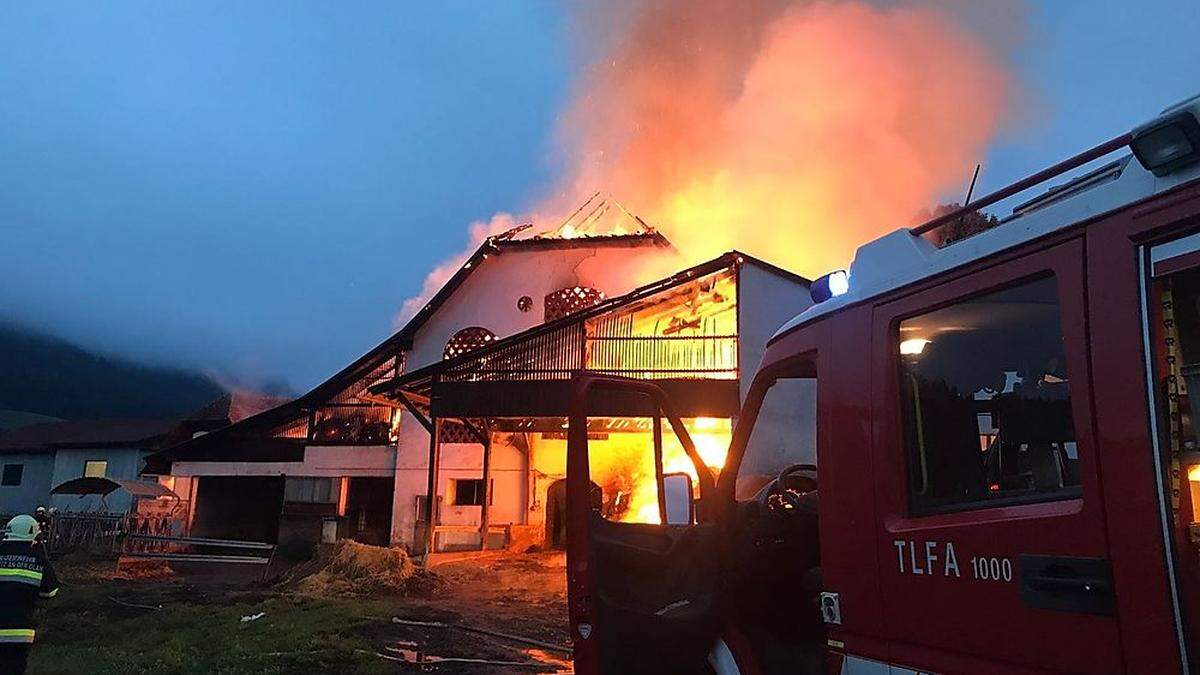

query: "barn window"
xmin=450 ymin=478 xmax=493 ymax=506
xmin=545 ymin=286 xmax=605 ymax=322
xmin=285 ymin=477 xmax=336 ymax=503
xmin=444 ymin=326 xmax=497 ymax=359
xmin=1 ymin=464 xmax=23 ymax=487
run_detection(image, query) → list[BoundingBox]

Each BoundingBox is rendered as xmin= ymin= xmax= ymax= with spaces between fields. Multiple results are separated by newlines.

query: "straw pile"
xmin=294 ymin=540 xmax=419 ymax=596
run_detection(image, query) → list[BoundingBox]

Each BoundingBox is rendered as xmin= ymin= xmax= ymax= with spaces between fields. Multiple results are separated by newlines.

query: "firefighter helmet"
xmin=4 ymin=515 xmax=40 ymax=541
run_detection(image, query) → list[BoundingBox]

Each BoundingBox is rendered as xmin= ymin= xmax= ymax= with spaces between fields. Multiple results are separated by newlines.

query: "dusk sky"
xmin=3 ymin=1 xmax=1199 ymax=391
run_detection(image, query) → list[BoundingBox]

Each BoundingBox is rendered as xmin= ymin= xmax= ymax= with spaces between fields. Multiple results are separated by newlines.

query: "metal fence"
xmin=123 ymin=534 xmax=276 ymax=566
xmin=42 ymin=512 xmax=184 ymax=557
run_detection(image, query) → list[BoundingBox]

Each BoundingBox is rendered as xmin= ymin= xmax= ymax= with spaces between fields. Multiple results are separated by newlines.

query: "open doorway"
xmin=1145 ymin=259 xmax=1200 ymax=664
xmin=344 ymin=477 xmax=393 ymax=546
xmin=191 ymin=476 xmax=284 ymax=543
xmin=726 ymin=374 xmax=823 ymax=674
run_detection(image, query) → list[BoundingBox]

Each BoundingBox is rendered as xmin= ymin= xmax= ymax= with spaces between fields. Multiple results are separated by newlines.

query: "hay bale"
xmin=55 ymin=549 xmax=176 ymax=583
xmin=294 ymin=540 xmax=419 ymax=596
xmin=112 ymin=557 xmax=175 ymax=581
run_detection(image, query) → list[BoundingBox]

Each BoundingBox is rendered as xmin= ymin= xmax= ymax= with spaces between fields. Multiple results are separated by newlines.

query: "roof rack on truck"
xmin=789 ymin=93 xmax=1200 ymax=338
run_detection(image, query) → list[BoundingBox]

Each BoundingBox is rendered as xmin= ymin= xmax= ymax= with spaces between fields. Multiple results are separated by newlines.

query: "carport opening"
xmin=191 ymin=476 xmax=284 ymax=543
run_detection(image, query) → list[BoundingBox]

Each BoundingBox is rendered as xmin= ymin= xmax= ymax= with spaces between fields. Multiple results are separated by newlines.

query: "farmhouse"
xmin=147 ymin=209 xmax=815 ymax=554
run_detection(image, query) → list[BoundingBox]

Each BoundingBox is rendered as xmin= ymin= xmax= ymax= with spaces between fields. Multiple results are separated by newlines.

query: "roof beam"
xmin=396 ymin=392 xmax=433 ymax=434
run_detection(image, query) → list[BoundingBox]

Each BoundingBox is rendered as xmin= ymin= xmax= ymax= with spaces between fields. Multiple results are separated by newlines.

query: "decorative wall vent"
xmin=544 ymin=286 xmax=605 ymax=322
xmin=444 ymin=326 xmax=497 ymax=360
xmin=517 ymin=295 xmax=533 ymax=313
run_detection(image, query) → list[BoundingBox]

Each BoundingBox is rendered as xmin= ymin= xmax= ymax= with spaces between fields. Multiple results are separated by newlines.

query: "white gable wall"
xmin=736 ymin=262 xmax=817 ymax=480
xmin=406 ymin=244 xmax=676 ymax=370
xmin=735 ymin=262 xmax=813 ymax=401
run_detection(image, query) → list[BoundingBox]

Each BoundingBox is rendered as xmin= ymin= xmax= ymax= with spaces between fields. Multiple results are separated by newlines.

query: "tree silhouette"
xmin=913 ymin=203 xmax=1000 ymax=247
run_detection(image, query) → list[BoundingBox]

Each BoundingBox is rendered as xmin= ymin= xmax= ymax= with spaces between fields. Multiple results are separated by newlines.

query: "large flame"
xmin=546 ymin=0 xmax=1015 ymax=279
xmin=586 ymin=417 xmax=732 ymax=525
xmin=400 ymin=0 xmax=1018 ymax=320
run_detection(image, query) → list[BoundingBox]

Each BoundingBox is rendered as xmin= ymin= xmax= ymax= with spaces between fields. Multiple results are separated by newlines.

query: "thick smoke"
xmin=400 ymin=0 xmax=1019 ymax=321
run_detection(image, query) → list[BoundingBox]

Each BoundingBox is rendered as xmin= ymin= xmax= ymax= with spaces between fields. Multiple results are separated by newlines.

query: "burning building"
xmin=146 ymin=207 xmax=814 ymax=554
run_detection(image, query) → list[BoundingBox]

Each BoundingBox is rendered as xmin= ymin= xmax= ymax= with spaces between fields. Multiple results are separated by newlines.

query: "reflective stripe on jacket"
xmin=0 ymin=628 xmax=35 ymax=643
xmin=0 ymin=540 xmax=60 ymax=639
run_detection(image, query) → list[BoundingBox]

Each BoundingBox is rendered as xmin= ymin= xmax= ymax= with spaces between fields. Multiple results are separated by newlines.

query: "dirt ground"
xmin=387 ymin=551 xmax=571 ymax=672
xmin=28 ymin=550 xmax=571 ymax=674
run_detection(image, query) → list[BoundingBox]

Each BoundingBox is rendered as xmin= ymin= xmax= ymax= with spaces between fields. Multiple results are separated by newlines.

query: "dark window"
xmin=451 ymin=478 xmax=492 ymax=506
xmin=285 ymin=477 xmax=336 ymax=503
xmin=898 ymin=275 xmax=1081 ymax=514
xmin=1 ymin=464 xmax=22 ymax=487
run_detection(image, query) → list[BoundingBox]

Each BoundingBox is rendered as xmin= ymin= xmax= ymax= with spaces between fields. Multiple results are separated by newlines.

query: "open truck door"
xmin=566 ymin=374 xmax=720 ymax=675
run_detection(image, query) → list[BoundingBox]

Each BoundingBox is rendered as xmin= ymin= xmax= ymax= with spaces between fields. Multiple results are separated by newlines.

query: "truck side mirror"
xmin=662 ymin=472 xmax=694 ymax=525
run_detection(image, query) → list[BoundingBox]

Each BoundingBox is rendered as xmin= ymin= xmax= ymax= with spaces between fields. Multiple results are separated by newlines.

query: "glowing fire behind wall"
xmin=585 ymin=417 xmax=732 ymax=525
xmin=399 ymin=0 xmax=1020 ymax=320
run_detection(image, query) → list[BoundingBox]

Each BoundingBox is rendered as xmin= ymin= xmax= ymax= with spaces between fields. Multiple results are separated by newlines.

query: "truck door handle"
xmin=1024 ymin=572 xmax=1109 ymax=595
xmin=1019 ymin=555 xmax=1114 ymax=616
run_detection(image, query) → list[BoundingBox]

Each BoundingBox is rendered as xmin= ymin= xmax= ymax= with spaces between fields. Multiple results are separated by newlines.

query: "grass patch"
xmin=29 ymin=583 xmax=400 ymax=674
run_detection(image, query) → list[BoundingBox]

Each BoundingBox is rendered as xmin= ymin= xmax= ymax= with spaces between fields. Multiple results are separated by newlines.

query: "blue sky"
xmin=2 ymin=2 xmax=1198 ymax=390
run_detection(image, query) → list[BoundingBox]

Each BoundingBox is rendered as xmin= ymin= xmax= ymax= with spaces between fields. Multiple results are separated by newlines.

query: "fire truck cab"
xmin=567 ymin=94 xmax=1200 ymax=674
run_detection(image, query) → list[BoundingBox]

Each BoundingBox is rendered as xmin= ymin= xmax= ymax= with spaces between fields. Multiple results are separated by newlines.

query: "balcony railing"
xmin=438 ymin=322 xmax=738 ymax=383
xmin=585 ymin=334 xmax=737 ymax=379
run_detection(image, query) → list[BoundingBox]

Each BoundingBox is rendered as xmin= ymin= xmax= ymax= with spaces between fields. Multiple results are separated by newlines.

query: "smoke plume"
xmin=401 ymin=0 xmax=1019 ymax=321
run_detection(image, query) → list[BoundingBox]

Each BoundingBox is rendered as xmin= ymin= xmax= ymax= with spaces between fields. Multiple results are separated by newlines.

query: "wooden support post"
xmin=478 ymin=420 xmax=492 ymax=551
xmin=653 ymin=415 xmax=667 ymax=524
xmin=422 ymin=417 xmax=441 ymax=557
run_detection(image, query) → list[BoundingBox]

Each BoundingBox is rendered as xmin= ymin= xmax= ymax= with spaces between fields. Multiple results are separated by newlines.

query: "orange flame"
xmin=587 ymin=417 xmax=731 ymax=525
xmin=399 ymin=1 xmax=1018 ymax=320
xmin=544 ymin=0 xmax=1015 ymax=279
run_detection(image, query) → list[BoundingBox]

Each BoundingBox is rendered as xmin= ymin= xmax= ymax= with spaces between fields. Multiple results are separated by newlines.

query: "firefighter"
xmin=31 ymin=508 xmax=50 ymax=546
xmin=0 ymin=515 xmax=60 ymax=674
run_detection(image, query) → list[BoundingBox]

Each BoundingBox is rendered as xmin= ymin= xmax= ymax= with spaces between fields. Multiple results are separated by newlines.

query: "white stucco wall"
xmin=735 ymin=262 xmax=813 ymax=402
xmin=171 ymin=445 xmax=396 ymax=478
xmin=389 ymin=414 xmax=531 ymax=549
xmin=735 ymin=263 xmax=817 ymax=494
xmin=406 ymin=244 xmax=678 ymax=370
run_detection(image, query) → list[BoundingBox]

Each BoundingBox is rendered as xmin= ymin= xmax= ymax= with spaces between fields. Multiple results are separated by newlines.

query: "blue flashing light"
xmin=811 ymin=270 xmax=849 ymax=304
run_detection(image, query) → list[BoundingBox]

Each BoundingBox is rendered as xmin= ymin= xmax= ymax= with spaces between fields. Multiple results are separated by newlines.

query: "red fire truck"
xmin=566 ymin=94 xmax=1200 ymax=673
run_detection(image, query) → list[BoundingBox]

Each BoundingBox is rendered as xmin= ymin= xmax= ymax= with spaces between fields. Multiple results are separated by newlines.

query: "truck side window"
xmin=898 ymin=275 xmax=1081 ymax=514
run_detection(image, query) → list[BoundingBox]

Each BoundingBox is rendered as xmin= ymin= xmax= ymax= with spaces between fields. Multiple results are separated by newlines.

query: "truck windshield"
xmin=735 ymin=377 xmax=817 ymax=501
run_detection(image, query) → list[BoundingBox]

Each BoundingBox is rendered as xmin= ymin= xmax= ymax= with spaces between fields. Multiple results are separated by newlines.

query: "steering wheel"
xmin=766 ymin=463 xmax=818 ymax=514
